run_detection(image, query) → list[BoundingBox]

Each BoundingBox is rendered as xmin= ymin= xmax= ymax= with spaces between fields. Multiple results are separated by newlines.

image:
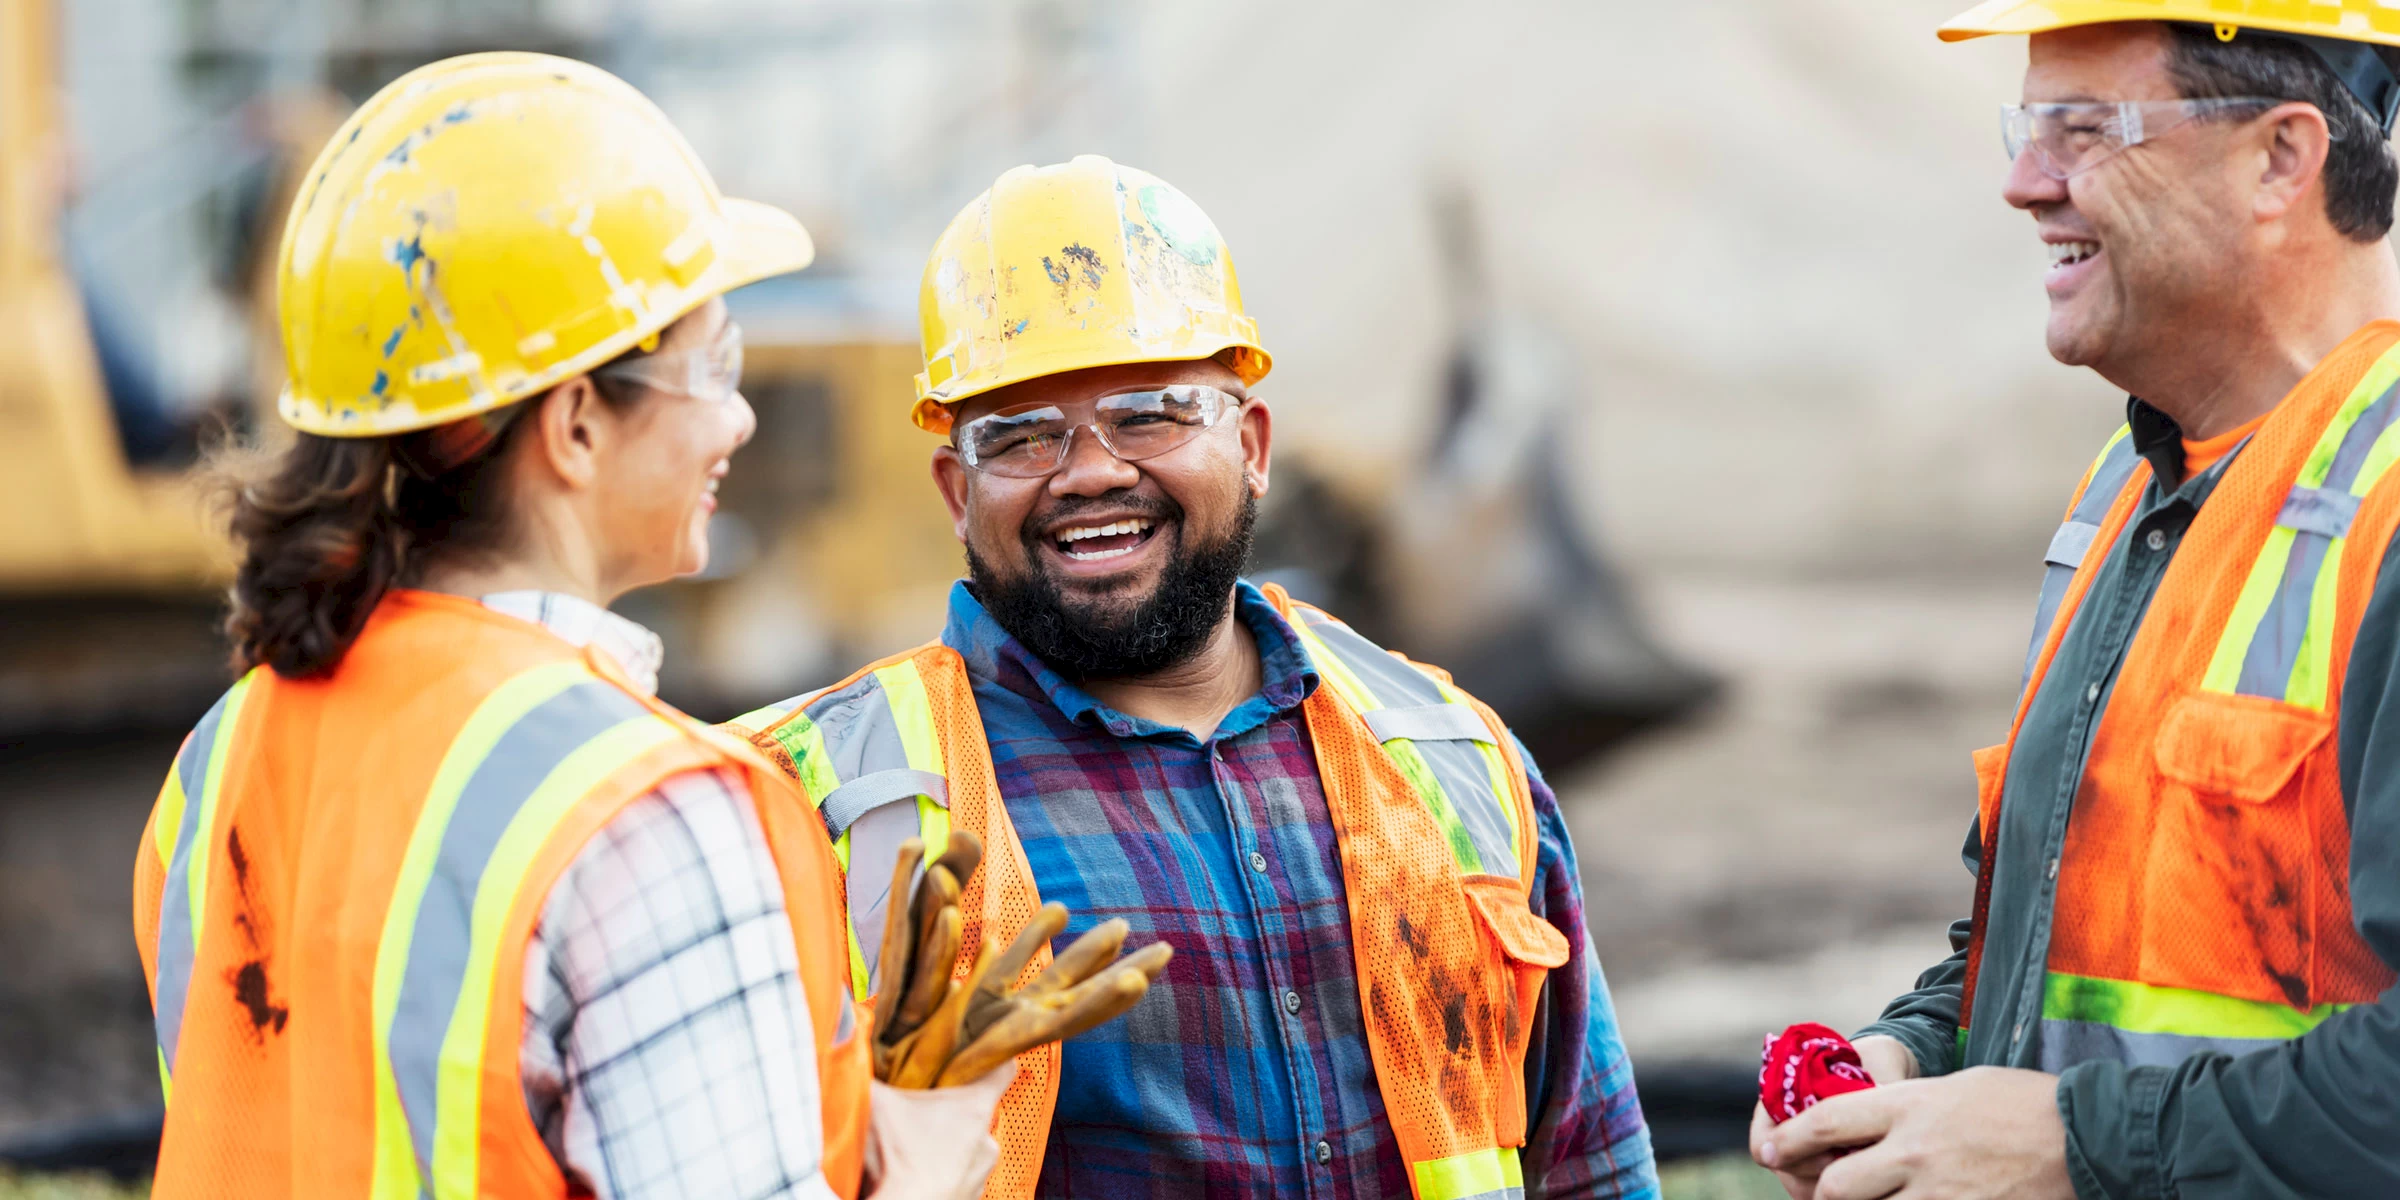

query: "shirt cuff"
xmin=2058 ymin=1059 xmax=2172 ymax=1200
xmin=1853 ymin=1018 xmax=1958 ymax=1080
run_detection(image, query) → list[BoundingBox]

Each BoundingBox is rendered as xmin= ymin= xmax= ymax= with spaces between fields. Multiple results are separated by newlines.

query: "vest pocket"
xmin=1462 ymin=876 xmax=1571 ymax=1145
xmin=2143 ymin=689 xmax=2331 ymax=1007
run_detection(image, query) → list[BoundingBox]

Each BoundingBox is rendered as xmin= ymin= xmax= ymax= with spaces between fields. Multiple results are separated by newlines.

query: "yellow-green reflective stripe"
xmin=429 ymin=715 xmax=682 ymax=1200
xmin=368 ymin=660 xmax=591 ymax=1200
xmin=779 ymin=717 xmax=874 ymax=998
xmin=872 ymin=661 xmax=950 ymax=860
xmin=185 ymin=670 xmax=257 ymax=957
xmin=2296 ymin=345 xmax=2400 ymax=489
xmin=1412 ymin=1146 xmax=1524 ymax=1200
xmin=1292 ymin=621 xmax=1483 ymax=874
xmin=151 ymin=754 xmax=188 ymax=876
xmin=2042 ymin=971 xmax=2353 ymax=1041
xmin=1292 ymin=620 xmax=1383 ymax=716
xmin=1434 ymin=675 xmax=1519 ymax=858
xmin=2203 ymin=524 xmax=2299 ymax=694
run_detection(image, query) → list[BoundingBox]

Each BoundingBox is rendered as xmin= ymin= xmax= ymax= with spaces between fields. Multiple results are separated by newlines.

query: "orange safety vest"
xmin=728 ymin=584 xmax=1571 ymax=1200
xmin=1962 ymin=322 xmax=2400 ymax=1069
xmin=131 ymin=590 xmax=868 ymax=1198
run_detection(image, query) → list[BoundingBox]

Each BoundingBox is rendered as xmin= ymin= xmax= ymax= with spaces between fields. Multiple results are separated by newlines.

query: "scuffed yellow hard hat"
xmin=911 ymin=155 xmax=1272 ymax=435
xmin=276 ymin=52 xmax=814 ymax=437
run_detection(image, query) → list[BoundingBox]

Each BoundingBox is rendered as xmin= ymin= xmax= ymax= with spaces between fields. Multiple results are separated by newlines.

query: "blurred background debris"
xmin=0 ymin=0 xmax=2129 ymax=1191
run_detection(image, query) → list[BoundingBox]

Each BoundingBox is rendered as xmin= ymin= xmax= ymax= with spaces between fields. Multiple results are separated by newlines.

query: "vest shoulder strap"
xmin=1279 ymin=599 xmax=1537 ymax=885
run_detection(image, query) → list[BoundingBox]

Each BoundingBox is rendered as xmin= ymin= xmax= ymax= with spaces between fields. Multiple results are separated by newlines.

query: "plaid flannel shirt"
xmin=942 ymin=580 xmax=1657 ymax=1200
xmin=496 ymin=592 xmax=837 ymax=1200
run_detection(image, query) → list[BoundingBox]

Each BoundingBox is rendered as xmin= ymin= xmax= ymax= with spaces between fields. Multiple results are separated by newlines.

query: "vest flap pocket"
xmin=2153 ymin=690 xmax=2332 ymax=803
xmin=1463 ymin=877 xmax=1571 ymax=968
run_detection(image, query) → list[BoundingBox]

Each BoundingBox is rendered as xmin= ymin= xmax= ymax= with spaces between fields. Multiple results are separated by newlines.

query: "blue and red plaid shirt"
xmin=941 ymin=580 xmax=1657 ymax=1199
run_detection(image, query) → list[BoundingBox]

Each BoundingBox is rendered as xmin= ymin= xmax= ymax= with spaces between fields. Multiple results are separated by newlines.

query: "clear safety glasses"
xmin=2001 ymin=97 xmax=2278 ymax=180
xmin=955 ymin=384 xmax=1238 ymax=478
xmin=593 ymin=320 xmax=746 ymax=402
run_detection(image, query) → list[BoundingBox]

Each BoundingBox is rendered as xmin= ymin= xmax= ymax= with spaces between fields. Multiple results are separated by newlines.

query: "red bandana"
xmin=1759 ymin=1022 xmax=1876 ymax=1123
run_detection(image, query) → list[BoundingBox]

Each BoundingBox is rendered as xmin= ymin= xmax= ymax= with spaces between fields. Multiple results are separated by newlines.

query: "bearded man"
xmin=728 ymin=156 xmax=1658 ymax=1200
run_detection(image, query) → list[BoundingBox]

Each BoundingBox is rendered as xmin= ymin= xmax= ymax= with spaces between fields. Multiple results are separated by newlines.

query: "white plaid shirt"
xmin=493 ymin=592 xmax=837 ymax=1200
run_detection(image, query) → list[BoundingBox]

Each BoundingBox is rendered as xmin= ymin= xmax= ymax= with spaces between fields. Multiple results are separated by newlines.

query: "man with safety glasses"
xmin=726 ymin=155 xmax=1658 ymax=1198
xmin=1752 ymin=5 xmax=2400 ymax=1199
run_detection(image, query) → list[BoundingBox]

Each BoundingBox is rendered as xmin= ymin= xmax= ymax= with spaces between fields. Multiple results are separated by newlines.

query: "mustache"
xmin=1020 ymin=491 xmax=1183 ymax=543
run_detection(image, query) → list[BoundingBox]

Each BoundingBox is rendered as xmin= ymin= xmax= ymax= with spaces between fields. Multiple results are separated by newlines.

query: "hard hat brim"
xmin=715 ymin=197 xmax=817 ymax=293
xmin=1938 ymin=0 xmax=2400 ymax=49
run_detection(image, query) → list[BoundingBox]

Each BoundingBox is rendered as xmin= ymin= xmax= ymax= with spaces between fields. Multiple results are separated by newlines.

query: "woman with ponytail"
xmin=131 ymin=54 xmax=1006 ymax=1200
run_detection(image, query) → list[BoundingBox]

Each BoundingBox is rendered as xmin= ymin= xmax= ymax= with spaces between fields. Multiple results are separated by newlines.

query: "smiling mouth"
xmin=2048 ymin=239 xmax=2100 ymax=269
xmin=1051 ymin=518 xmax=1158 ymax=562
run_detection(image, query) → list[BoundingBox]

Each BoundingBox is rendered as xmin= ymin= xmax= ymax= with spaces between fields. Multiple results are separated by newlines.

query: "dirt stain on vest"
xmin=1397 ymin=912 xmax=1430 ymax=959
xmin=229 ymin=960 xmax=289 ymax=1039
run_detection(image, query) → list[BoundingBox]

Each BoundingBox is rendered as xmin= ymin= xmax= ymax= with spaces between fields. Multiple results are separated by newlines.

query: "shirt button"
xmin=2012 ymin=1020 xmax=2025 ymax=1044
xmin=2085 ymin=682 xmax=2102 ymax=704
xmin=1315 ymin=1139 xmax=1333 ymax=1164
xmin=1283 ymin=989 xmax=1303 ymax=1015
xmin=1249 ymin=851 xmax=1269 ymax=873
xmin=2145 ymin=528 xmax=2167 ymax=551
xmin=2046 ymin=856 xmax=2060 ymax=880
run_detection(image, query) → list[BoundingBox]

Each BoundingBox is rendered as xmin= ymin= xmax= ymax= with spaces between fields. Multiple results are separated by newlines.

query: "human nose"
xmin=2002 ymin=144 xmax=2067 ymax=211
xmin=1046 ymin=423 xmax=1141 ymax=497
xmin=728 ymin=389 xmax=757 ymax=450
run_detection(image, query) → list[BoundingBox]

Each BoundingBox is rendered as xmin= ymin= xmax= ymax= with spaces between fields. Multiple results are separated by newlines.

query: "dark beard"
xmin=968 ymin=492 xmax=1258 ymax=681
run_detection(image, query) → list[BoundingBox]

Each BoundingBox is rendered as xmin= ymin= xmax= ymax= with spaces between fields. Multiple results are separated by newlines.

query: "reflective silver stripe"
xmin=818 ymin=768 xmax=949 ymax=835
xmin=799 ymin=671 xmax=939 ymax=992
xmin=152 ymin=690 xmax=236 ymax=1078
xmin=2277 ymin=486 xmax=2362 ymax=538
xmin=1361 ymin=703 xmax=1493 ymax=745
xmin=2023 ymin=432 xmax=2143 ymax=692
xmin=2037 ymin=1018 xmax=2286 ymax=1072
xmin=1295 ymin=609 xmax=1520 ymax=879
xmin=1451 ymin=1189 xmax=1525 ymax=1200
xmin=2045 ymin=520 xmax=2101 ymax=570
xmin=2231 ymin=380 xmax=2400 ymax=699
xmin=385 ymin=679 xmax=649 ymax=1181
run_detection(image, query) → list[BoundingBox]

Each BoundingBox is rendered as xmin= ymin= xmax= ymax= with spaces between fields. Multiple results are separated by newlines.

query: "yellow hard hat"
xmin=275 ymin=52 xmax=814 ymax=437
xmin=911 ymin=155 xmax=1272 ymax=434
xmin=1940 ymin=2 xmax=2400 ymax=128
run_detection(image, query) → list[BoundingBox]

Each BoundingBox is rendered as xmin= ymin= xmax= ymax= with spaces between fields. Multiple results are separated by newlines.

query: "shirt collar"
xmin=2126 ymin=395 xmax=2251 ymax=499
xmin=940 ymin=578 xmax=1319 ymax=744
xmin=479 ymin=590 xmax=666 ymax=696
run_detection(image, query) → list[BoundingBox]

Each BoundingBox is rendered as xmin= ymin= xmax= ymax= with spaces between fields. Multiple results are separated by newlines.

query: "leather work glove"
xmin=870 ymin=833 xmax=1172 ymax=1088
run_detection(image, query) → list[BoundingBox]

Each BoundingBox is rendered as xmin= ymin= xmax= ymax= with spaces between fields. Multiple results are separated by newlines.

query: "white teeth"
xmin=2047 ymin=240 xmax=2100 ymax=266
xmin=1057 ymin=519 xmax=1153 ymax=544
xmin=1056 ymin=518 xmax=1154 ymax=561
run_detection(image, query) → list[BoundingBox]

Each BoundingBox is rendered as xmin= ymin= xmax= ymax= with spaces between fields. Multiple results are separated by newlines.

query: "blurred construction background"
xmin=0 ymin=0 xmax=2128 ymax=1193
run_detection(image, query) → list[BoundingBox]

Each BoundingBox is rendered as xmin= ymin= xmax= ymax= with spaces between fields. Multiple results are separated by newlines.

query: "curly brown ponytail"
xmin=213 ymin=408 xmax=533 ymax=678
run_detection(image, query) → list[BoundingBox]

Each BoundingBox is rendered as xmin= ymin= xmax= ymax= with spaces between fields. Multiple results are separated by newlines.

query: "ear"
xmin=529 ymin=376 xmax=609 ymax=491
xmin=2253 ymin=101 xmax=2333 ymax=226
xmin=931 ymin=444 xmax=973 ymax=542
xmin=1237 ymin=396 xmax=1273 ymax=499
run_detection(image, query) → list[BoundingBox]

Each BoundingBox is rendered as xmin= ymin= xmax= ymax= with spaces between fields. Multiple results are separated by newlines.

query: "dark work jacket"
xmin=1858 ymin=398 xmax=2400 ymax=1200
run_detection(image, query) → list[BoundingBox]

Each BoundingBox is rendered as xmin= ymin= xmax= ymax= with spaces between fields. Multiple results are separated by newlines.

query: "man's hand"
xmin=1756 ymin=1067 xmax=2074 ymax=1200
xmin=1749 ymin=1034 xmax=1919 ymax=1198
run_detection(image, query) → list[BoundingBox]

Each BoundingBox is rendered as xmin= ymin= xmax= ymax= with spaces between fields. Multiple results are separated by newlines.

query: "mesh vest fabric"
xmin=728 ymin=585 xmax=1567 ymax=1200
xmin=1960 ymin=324 xmax=2400 ymax=1070
xmin=132 ymin=591 xmax=867 ymax=1199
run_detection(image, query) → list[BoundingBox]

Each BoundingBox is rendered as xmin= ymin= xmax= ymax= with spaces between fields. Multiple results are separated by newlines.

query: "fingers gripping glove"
xmin=868 ymin=833 xmax=1173 ymax=1087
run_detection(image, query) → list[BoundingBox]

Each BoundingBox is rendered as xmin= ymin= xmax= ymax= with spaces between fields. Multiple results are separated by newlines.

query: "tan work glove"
xmin=870 ymin=833 xmax=1172 ymax=1088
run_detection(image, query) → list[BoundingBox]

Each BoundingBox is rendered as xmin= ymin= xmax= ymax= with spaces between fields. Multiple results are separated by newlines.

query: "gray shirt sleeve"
xmin=1851 ymin=817 xmax=1980 ymax=1079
